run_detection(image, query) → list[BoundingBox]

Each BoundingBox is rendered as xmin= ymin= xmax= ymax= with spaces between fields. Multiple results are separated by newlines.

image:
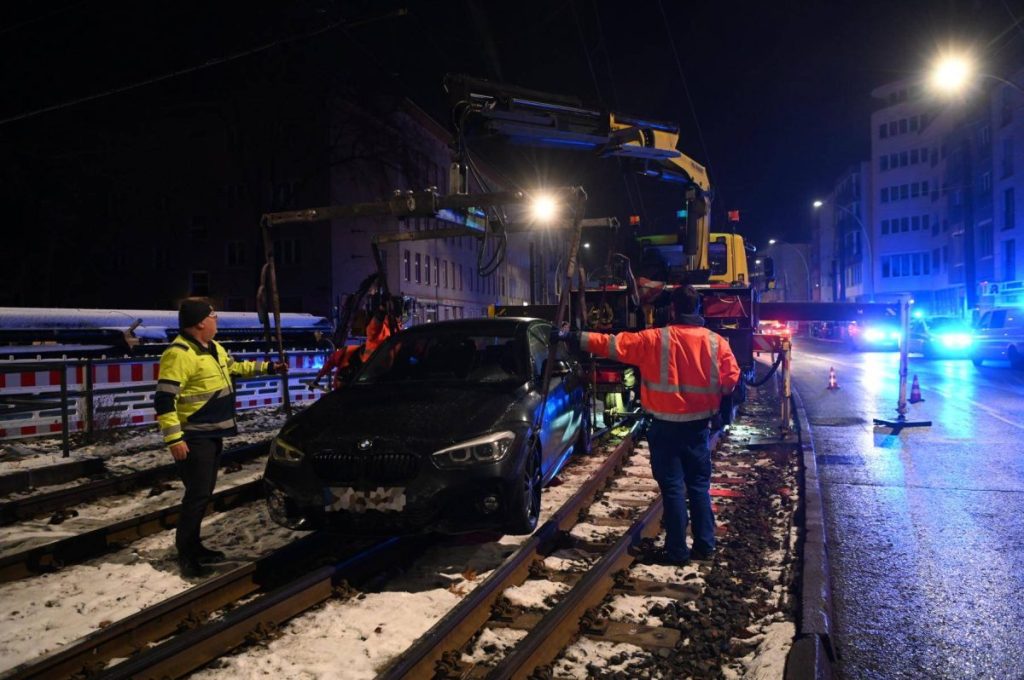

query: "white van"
xmin=972 ymin=308 xmax=1024 ymax=367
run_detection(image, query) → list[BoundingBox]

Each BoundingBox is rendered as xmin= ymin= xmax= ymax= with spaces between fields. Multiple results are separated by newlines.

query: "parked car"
xmin=908 ymin=316 xmax=974 ymax=358
xmin=757 ymin=319 xmax=792 ymax=338
xmin=971 ymin=308 xmax=1024 ymax=367
xmin=847 ymin=320 xmax=901 ymax=351
xmin=263 ymin=317 xmax=591 ymax=536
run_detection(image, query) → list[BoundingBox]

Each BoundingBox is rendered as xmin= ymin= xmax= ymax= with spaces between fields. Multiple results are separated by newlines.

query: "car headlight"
xmin=938 ymin=332 xmax=973 ymax=348
xmin=269 ymin=437 xmax=304 ymax=465
xmin=432 ymin=431 xmax=517 ymax=469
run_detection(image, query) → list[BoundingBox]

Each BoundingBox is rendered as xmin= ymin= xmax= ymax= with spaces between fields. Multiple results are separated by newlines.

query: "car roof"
xmin=397 ymin=317 xmax=544 ymax=334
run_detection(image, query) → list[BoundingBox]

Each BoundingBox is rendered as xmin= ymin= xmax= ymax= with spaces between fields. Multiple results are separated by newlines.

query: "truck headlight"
xmin=270 ymin=437 xmax=304 ymax=465
xmin=432 ymin=431 xmax=517 ymax=469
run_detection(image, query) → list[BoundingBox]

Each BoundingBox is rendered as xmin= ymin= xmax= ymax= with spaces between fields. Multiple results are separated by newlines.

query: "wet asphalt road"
xmin=788 ymin=338 xmax=1024 ymax=679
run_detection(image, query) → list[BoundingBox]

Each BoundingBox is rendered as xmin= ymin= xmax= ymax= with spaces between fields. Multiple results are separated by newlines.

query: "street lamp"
xmin=766 ymin=239 xmax=811 ymax=301
xmin=814 ymin=200 xmax=873 ymax=301
xmin=928 ymin=51 xmax=1024 ymax=96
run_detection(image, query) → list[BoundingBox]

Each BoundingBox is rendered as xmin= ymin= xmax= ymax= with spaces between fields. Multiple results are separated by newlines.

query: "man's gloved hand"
xmin=267 ymin=361 xmax=289 ymax=375
xmin=549 ymin=325 xmax=581 ymax=352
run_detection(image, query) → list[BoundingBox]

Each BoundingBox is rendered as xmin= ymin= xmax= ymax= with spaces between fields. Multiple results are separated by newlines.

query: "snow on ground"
xmin=552 ymin=637 xmax=649 ymax=679
xmin=0 ymin=498 xmax=298 ymax=672
xmin=460 ymin=626 xmax=528 ymax=664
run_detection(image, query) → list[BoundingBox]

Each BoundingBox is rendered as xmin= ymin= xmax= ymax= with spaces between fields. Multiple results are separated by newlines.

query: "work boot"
xmin=689 ymin=547 xmax=715 ymax=562
xmin=195 ymin=544 xmax=227 ymax=564
xmin=177 ymin=555 xmax=212 ymax=579
xmin=638 ymin=547 xmax=689 ymax=567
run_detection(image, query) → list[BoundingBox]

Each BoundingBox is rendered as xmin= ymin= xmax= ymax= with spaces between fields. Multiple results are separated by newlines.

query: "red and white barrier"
xmin=0 ymin=350 xmax=330 ymax=441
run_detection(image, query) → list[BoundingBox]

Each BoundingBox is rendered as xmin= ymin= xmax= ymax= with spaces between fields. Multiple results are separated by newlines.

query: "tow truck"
xmin=444 ymin=75 xmax=760 ymax=421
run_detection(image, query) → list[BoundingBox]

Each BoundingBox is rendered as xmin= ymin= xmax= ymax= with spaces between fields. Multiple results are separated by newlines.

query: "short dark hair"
xmin=671 ymin=285 xmax=701 ymax=316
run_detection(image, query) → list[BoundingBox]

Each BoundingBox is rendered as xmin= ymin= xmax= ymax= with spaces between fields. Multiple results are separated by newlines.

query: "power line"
xmin=655 ymin=0 xmax=715 ymax=190
xmin=0 ymin=8 xmax=407 ymax=129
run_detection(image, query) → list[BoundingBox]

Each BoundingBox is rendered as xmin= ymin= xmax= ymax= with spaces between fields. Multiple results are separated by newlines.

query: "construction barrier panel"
xmin=0 ymin=350 xmax=330 ymax=442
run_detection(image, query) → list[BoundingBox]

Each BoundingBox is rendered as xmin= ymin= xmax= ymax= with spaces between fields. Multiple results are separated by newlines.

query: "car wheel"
xmin=1010 ymin=346 xmax=1024 ymax=369
xmin=504 ymin=446 xmax=542 ymax=535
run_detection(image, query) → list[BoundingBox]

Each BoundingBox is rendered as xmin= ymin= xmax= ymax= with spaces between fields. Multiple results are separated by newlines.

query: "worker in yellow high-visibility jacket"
xmin=154 ymin=298 xmax=288 ymax=578
xmin=567 ymin=285 xmax=740 ymax=566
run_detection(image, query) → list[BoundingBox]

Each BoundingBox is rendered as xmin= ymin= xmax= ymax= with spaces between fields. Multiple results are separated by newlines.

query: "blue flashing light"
xmin=913 ymin=310 xmax=924 ymax=319
xmin=937 ymin=332 xmax=973 ymax=349
xmin=676 ymin=209 xmax=689 ymax=219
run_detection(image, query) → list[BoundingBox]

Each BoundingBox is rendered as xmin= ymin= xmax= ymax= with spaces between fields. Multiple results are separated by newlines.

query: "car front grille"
xmin=311 ymin=450 xmax=421 ymax=484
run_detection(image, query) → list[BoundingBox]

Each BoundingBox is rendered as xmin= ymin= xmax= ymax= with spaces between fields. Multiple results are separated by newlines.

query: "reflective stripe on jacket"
xmin=154 ymin=333 xmax=267 ymax=445
xmin=580 ymin=324 xmax=740 ymax=422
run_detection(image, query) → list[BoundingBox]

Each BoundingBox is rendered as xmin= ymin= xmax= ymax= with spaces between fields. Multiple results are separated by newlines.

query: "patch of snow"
xmin=502 ymin=579 xmax=569 ymax=610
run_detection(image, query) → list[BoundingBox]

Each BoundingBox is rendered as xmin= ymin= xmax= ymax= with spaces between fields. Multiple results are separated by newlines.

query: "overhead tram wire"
xmin=655 ymin=0 xmax=716 ymax=196
xmin=0 ymin=8 xmax=408 ymax=128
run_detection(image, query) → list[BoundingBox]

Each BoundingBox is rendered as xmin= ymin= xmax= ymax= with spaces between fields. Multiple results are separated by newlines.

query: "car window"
xmin=528 ymin=324 xmax=552 ymax=378
xmin=356 ymin=327 xmax=526 ymax=383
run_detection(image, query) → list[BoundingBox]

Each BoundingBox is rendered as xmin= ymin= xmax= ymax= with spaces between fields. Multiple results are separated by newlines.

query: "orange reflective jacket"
xmin=581 ymin=324 xmax=740 ymax=422
xmin=361 ymin=315 xmax=394 ymax=361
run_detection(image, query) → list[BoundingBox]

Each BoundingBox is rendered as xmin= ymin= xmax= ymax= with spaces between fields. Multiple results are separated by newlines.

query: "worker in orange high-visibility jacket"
xmin=360 ymin=306 xmax=399 ymax=362
xmin=573 ymin=285 xmax=740 ymax=566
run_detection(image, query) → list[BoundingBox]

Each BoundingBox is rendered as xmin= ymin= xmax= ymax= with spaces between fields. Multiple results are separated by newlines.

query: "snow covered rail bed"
xmin=0 ymin=532 xmax=394 ymax=680
xmin=0 ymin=442 xmax=269 ymax=526
xmin=0 ymin=478 xmax=263 ymax=583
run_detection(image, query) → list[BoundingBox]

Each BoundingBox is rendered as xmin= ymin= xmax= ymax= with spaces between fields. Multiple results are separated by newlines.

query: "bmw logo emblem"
xmin=356 ymin=439 xmax=373 ymax=451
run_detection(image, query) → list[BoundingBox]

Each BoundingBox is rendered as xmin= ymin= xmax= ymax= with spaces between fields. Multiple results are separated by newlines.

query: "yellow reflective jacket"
xmin=154 ymin=333 xmax=268 ymax=446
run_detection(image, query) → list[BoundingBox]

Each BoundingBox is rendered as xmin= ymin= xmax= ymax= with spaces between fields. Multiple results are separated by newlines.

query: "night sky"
xmin=2 ymin=0 xmax=1020 ymax=249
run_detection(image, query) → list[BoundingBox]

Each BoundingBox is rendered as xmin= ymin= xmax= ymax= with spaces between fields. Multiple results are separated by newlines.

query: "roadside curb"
xmin=785 ymin=386 xmax=837 ymax=680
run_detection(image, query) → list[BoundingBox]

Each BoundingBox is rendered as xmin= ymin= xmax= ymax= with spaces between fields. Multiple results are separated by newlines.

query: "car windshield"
xmin=929 ymin=317 xmax=970 ymax=331
xmin=355 ymin=326 xmax=527 ymax=384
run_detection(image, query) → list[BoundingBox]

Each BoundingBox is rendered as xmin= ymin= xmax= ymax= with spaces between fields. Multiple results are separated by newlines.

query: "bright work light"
xmin=530 ymin=194 xmax=558 ymax=223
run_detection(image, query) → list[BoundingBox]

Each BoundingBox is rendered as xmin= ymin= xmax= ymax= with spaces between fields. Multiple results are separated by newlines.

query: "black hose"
xmin=746 ymin=352 xmax=783 ymax=387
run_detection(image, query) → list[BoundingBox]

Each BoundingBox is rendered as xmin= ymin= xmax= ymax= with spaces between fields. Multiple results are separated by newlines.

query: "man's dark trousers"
xmin=646 ymin=418 xmax=715 ymax=562
xmin=175 ymin=437 xmax=222 ymax=558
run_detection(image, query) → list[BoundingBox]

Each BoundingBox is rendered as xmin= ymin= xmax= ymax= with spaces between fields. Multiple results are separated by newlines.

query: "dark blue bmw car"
xmin=263 ymin=317 xmax=591 ymax=535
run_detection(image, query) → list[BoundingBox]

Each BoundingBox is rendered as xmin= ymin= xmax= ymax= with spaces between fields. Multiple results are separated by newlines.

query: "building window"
xmin=882 ymin=257 xmax=891 ymax=278
xmin=1004 ymin=138 xmax=1015 ymax=178
xmin=882 ymin=219 xmax=890 ymax=235
xmin=274 ymin=239 xmax=301 ymax=266
xmin=901 ymin=217 xmax=910 ymax=232
xmin=189 ymin=271 xmax=210 ymax=296
xmin=933 ymin=248 xmax=940 ymax=270
xmin=189 ymin=216 xmax=208 ymax=239
xmin=899 ymin=119 xmax=908 ymax=134
xmin=980 ymin=125 xmax=991 ymax=148
xmin=909 ymin=117 xmax=919 ymax=132
xmin=1006 ymin=188 xmax=1017 ymax=231
xmin=889 ymin=121 xmax=897 ymax=136
xmin=880 ymin=123 xmax=888 ymax=139
xmin=425 ymin=255 xmax=432 ymax=286
xmin=404 ymin=250 xmax=411 ymax=282
xmin=1005 ymin=239 xmax=1017 ymax=280
xmin=459 ymin=264 xmax=464 ymax=291
xmin=226 ymin=241 xmax=246 ymax=267
xmin=880 ymin=155 xmax=889 ymax=171
xmin=881 ymin=188 xmax=889 ymax=203
xmin=980 ymin=221 xmax=994 ymax=258
xmin=442 ymin=259 xmax=448 ymax=288
xmin=981 ymin=172 xmax=992 ymax=193
xmin=414 ymin=253 xmax=421 ymax=284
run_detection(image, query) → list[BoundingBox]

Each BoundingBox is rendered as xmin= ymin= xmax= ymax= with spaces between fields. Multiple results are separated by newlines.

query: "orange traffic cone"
xmin=827 ymin=366 xmax=839 ymax=390
xmin=909 ymin=374 xmax=924 ymax=403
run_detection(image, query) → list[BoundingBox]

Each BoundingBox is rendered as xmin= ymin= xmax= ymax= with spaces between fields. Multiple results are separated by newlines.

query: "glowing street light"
xmin=768 ymin=238 xmax=777 ymax=245
xmin=927 ymin=51 xmax=1024 ymax=97
xmin=930 ymin=53 xmax=974 ymax=95
xmin=812 ymin=200 xmax=823 ymax=208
